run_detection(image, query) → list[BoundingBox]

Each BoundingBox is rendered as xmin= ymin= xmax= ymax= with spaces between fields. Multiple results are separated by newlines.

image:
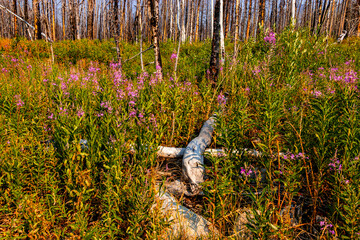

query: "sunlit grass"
xmin=1 ymin=29 xmax=360 ymax=238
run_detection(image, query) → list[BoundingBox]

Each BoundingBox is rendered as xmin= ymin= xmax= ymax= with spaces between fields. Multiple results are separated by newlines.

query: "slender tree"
xmin=219 ymin=0 xmax=225 ymax=63
xmin=209 ymin=0 xmax=221 ymax=84
xmin=258 ymin=0 xmax=265 ymax=32
xmin=246 ymin=0 xmax=252 ymax=40
xmin=87 ymin=0 xmax=95 ymax=38
xmin=147 ymin=0 xmax=163 ymax=80
xmin=34 ymin=0 xmax=42 ymax=39
xmin=234 ymin=0 xmax=240 ymax=58
xmin=13 ymin=0 xmax=17 ymax=36
xmin=357 ymin=0 xmax=360 ymax=36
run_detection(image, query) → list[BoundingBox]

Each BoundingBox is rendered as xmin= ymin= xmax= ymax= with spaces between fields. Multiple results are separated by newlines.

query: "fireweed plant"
xmin=1 ymin=28 xmax=360 ymax=238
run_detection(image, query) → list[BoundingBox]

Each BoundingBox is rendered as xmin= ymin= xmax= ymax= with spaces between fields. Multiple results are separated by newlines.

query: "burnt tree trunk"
xmin=87 ymin=0 xmax=94 ymax=38
xmin=148 ymin=0 xmax=163 ymax=80
xmin=209 ymin=0 xmax=221 ymax=85
xmin=13 ymin=0 xmax=17 ymax=36
xmin=246 ymin=0 xmax=252 ymax=40
xmin=34 ymin=0 xmax=42 ymax=39
xmin=258 ymin=0 xmax=265 ymax=33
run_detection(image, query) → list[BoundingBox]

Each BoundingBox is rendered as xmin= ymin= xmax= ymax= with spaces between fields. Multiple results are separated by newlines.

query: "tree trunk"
xmin=13 ymin=0 xmax=17 ymax=37
xmin=34 ymin=0 xmax=42 ymax=39
xmin=339 ymin=0 xmax=349 ymax=35
xmin=51 ymin=0 xmax=56 ymax=40
xmin=147 ymin=0 xmax=163 ymax=80
xmin=209 ymin=0 xmax=221 ymax=84
xmin=194 ymin=0 xmax=201 ymax=42
xmin=327 ymin=0 xmax=335 ymax=37
xmin=163 ymin=0 xmax=168 ymax=41
xmin=234 ymin=0 xmax=240 ymax=58
xmin=137 ymin=0 xmax=144 ymax=71
xmin=292 ymin=0 xmax=296 ymax=26
xmin=75 ymin=0 xmax=80 ymax=39
xmin=211 ymin=0 xmax=214 ymax=38
xmin=246 ymin=0 xmax=252 ymax=40
xmin=180 ymin=0 xmax=186 ymax=42
xmin=271 ymin=0 xmax=278 ymax=31
xmin=87 ymin=0 xmax=94 ymax=38
xmin=357 ymin=0 xmax=360 ymax=36
xmin=258 ymin=0 xmax=265 ymax=33
xmin=219 ymin=0 xmax=225 ymax=64
xmin=62 ymin=0 xmax=66 ymax=39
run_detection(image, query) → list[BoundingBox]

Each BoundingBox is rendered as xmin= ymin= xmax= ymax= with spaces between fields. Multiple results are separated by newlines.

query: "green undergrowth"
xmin=1 ymin=29 xmax=360 ymax=238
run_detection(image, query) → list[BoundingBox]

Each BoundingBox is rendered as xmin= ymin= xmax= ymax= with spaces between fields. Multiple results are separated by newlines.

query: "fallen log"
xmin=130 ymin=145 xmax=263 ymax=158
xmin=182 ymin=114 xmax=216 ymax=194
xmin=154 ymin=188 xmax=219 ymax=239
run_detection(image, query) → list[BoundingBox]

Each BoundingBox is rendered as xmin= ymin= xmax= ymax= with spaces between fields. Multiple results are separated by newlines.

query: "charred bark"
xmin=209 ymin=0 xmax=221 ymax=85
xmin=148 ymin=0 xmax=163 ymax=80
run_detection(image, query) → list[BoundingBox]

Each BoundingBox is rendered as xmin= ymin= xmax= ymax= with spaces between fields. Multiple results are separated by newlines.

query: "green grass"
xmin=1 ymin=28 xmax=360 ymax=239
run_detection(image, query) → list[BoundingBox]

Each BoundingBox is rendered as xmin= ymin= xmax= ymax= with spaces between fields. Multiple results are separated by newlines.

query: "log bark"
xmin=182 ymin=115 xmax=216 ymax=193
xmin=154 ymin=189 xmax=219 ymax=238
xmin=130 ymin=145 xmax=263 ymax=159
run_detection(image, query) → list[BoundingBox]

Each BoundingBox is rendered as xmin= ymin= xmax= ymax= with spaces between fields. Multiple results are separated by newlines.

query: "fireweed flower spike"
xmin=14 ymin=95 xmax=24 ymax=108
xmin=264 ymin=30 xmax=276 ymax=45
xmin=170 ymin=53 xmax=177 ymax=60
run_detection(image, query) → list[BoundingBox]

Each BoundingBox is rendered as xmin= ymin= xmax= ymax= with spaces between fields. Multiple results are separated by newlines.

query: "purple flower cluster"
xmin=329 ymin=156 xmax=342 ymax=173
xmin=252 ymin=66 xmax=261 ymax=75
xmin=240 ymin=166 xmax=253 ymax=177
xmin=100 ymin=101 xmax=113 ymax=114
xmin=311 ymin=90 xmax=323 ymax=98
xmin=77 ymin=108 xmax=85 ymax=118
xmin=217 ymin=93 xmax=227 ymax=106
xmin=283 ymin=152 xmax=308 ymax=160
xmin=14 ymin=95 xmax=24 ymax=108
xmin=59 ymin=107 xmax=68 ymax=116
xmin=170 ymin=53 xmax=177 ymax=60
xmin=320 ymin=219 xmax=335 ymax=235
xmin=264 ymin=31 xmax=276 ymax=45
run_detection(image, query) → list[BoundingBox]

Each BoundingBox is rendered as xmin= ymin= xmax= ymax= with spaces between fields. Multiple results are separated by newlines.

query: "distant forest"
xmin=0 ymin=0 xmax=359 ymax=41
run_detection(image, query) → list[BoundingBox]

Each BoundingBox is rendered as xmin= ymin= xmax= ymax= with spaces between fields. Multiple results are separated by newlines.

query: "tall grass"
xmin=1 ymin=29 xmax=360 ymax=239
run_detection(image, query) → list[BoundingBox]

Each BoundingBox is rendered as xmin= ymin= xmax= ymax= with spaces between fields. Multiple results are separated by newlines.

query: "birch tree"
xmin=219 ymin=0 xmax=225 ymax=64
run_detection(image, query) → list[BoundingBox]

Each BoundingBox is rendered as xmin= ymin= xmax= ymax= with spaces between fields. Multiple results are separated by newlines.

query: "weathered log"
xmin=154 ymin=188 xmax=219 ymax=239
xmin=182 ymin=115 xmax=216 ymax=193
xmin=130 ymin=145 xmax=263 ymax=158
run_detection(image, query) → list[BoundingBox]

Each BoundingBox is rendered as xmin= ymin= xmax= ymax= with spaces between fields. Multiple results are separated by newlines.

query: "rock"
xmin=154 ymin=189 xmax=219 ymax=239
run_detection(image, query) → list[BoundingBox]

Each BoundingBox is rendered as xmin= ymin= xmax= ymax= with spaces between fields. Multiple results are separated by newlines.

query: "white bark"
xmin=211 ymin=0 xmax=214 ymax=38
xmin=180 ymin=0 xmax=186 ymax=42
xmin=291 ymin=0 xmax=296 ymax=26
xmin=219 ymin=0 xmax=225 ymax=64
xmin=169 ymin=0 xmax=173 ymax=39
xmin=130 ymin=145 xmax=264 ymax=158
xmin=137 ymin=0 xmax=144 ymax=72
xmin=182 ymin=115 xmax=216 ymax=193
